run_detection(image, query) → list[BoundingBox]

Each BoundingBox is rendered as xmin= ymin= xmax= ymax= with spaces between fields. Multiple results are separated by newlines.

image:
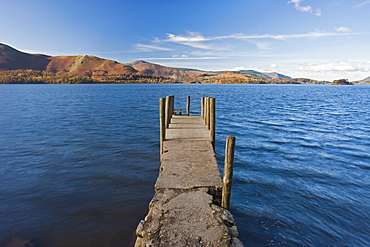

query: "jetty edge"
xmin=134 ymin=96 xmax=243 ymax=247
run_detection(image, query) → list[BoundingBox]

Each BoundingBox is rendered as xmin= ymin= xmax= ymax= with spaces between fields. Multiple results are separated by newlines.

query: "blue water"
xmin=0 ymin=84 xmax=369 ymax=246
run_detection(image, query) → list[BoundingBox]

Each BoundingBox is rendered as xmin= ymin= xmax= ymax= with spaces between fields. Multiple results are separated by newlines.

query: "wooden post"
xmin=222 ymin=136 xmax=236 ymax=209
xmin=207 ymin=97 xmax=211 ymax=130
xmin=165 ymin=95 xmax=171 ymax=128
xmin=201 ymin=97 xmax=205 ymax=120
xmin=159 ymin=98 xmax=165 ymax=154
xmin=170 ymin=95 xmax=175 ymax=118
xmin=205 ymin=97 xmax=209 ymax=128
xmin=210 ymin=98 xmax=216 ymax=148
xmin=186 ymin=96 xmax=190 ymax=116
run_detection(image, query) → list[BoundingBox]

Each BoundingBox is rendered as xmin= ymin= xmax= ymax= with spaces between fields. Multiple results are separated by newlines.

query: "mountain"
xmin=357 ymin=76 xmax=370 ymax=84
xmin=127 ymin=60 xmax=215 ymax=79
xmin=0 ymin=43 xmax=292 ymax=82
xmin=0 ymin=43 xmax=211 ymax=79
xmin=126 ymin=60 xmax=187 ymax=79
xmin=263 ymin=72 xmax=291 ymax=79
xmin=0 ymin=43 xmax=138 ymax=78
xmin=229 ymin=70 xmax=290 ymax=79
xmin=47 ymin=55 xmax=138 ymax=77
xmin=0 ymin=43 xmax=50 ymax=70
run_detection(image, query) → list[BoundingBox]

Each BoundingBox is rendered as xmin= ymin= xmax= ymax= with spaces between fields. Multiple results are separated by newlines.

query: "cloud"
xmin=315 ymin=9 xmax=322 ymax=16
xmin=164 ymin=29 xmax=357 ymax=45
xmin=256 ymin=42 xmax=271 ymax=50
xmin=143 ymin=56 xmax=224 ymax=60
xmin=288 ymin=0 xmax=322 ymax=16
xmin=232 ymin=66 xmax=246 ymax=71
xmin=166 ymin=32 xmax=209 ymax=42
xmin=164 ymin=32 xmax=222 ymax=50
xmin=173 ymin=54 xmax=188 ymax=58
xmin=134 ymin=44 xmax=172 ymax=52
xmin=297 ymin=61 xmax=369 ymax=73
xmin=335 ymin=26 xmax=352 ymax=33
xmin=353 ymin=0 xmax=370 ymax=8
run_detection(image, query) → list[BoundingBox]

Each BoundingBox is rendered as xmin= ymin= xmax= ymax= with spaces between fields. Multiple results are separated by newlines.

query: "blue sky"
xmin=2 ymin=0 xmax=370 ymax=81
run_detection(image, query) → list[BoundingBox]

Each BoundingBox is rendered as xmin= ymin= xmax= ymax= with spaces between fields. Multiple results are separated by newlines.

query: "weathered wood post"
xmin=186 ymin=96 xmax=190 ymax=116
xmin=207 ymin=97 xmax=211 ymax=130
xmin=210 ymin=97 xmax=216 ymax=148
xmin=222 ymin=136 xmax=236 ymax=209
xmin=160 ymin=98 xmax=166 ymax=154
xmin=165 ymin=95 xmax=171 ymax=128
xmin=166 ymin=95 xmax=175 ymax=128
xmin=201 ymin=97 xmax=205 ymax=120
xmin=205 ymin=97 xmax=209 ymax=129
xmin=170 ymin=95 xmax=175 ymax=119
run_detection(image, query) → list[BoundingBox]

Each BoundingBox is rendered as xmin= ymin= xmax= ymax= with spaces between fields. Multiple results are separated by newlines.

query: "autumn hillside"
xmin=47 ymin=56 xmax=138 ymax=79
xmin=0 ymin=43 xmax=208 ymax=80
xmin=0 ymin=43 xmax=50 ymax=71
xmin=0 ymin=43 xmax=352 ymax=84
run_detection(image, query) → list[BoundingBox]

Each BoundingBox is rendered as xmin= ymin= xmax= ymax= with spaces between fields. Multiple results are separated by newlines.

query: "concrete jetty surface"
xmin=134 ymin=115 xmax=243 ymax=246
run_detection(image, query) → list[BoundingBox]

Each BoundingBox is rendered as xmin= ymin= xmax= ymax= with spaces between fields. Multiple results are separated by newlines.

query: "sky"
xmin=2 ymin=0 xmax=370 ymax=81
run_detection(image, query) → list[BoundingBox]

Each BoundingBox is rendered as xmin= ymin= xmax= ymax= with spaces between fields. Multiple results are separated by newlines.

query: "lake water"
xmin=1 ymin=84 xmax=369 ymax=246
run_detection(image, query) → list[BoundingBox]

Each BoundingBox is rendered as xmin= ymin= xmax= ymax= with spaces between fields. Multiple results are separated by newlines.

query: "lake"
xmin=1 ymin=84 xmax=369 ymax=246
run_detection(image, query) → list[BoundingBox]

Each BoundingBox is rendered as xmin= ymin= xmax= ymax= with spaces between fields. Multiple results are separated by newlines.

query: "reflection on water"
xmin=1 ymin=84 xmax=370 ymax=246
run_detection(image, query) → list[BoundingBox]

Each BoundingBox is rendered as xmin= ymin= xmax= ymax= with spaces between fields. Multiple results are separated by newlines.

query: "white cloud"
xmin=166 ymin=32 xmax=209 ymax=42
xmin=165 ymin=32 xmax=222 ymax=50
xmin=144 ymin=56 xmax=224 ymax=60
xmin=335 ymin=26 xmax=352 ymax=33
xmin=134 ymin=44 xmax=172 ymax=52
xmin=353 ymin=0 xmax=370 ymax=8
xmin=284 ymin=60 xmax=370 ymax=81
xmin=232 ymin=66 xmax=246 ymax=71
xmin=288 ymin=0 xmax=322 ymax=16
xmin=297 ymin=61 xmax=369 ymax=73
xmin=270 ymin=63 xmax=277 ymax=68
xmin=315 ymin=9 xmax=322 ymax=16
xmin=256 ymin=42 xmax=271 ymax=50
xmin=163 ymin=29 xmax=357 ymax=45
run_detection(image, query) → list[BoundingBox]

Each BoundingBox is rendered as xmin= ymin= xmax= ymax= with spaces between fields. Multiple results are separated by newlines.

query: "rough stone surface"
xmin=134 ymin=115 xmax=243 ymax=246
xmin=166 ymin=116 xmax=210 ymax=140
xmin=135 ymin=188 xmax=232 ymax=247
xmin=156 ymin=140 xmax=222 ymax=190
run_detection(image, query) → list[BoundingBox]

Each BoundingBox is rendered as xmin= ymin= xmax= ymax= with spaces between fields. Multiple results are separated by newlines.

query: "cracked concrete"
xmin=134 ymin=116 xmax=243 ymax=247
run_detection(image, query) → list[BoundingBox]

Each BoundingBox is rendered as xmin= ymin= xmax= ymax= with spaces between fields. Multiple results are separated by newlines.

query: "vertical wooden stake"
xmin=165 ymin=95 xmax=171 ymax=128
xmin=186 ymin=96 xmax=190 ymax=116
xmin=159 ymin=98 xmax=165 ymax=154
xmin=207 ymin=97 xmax=211 ymax=130
xmin=222 ymin=136 xmax=236 ymax=209
xmin=210 ymin=98 xmax=216 ymax=148
xmin=201 ymin=97 xmax=205 ymax=120
xmin=170 ymin=95 xmax=175 ymax=119
xmin=205 ymin=97 xmax=209 ymax=128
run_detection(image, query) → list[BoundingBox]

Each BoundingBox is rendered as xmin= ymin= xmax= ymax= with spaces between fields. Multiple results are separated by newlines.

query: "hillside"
xmin=126 ymin=60 xmax=214 ymax=79
xmin=357 ymin=76 xmax=370 ymax=84
xmin=213 ymin=70 xmax=291 ymax=79
xmin=0 ymin=43 xmax=50 ymax=71
xmin=0 ymin=43 xmax=331 ymax=84
xmin=47 ymin=56 xmax=138 ymax=79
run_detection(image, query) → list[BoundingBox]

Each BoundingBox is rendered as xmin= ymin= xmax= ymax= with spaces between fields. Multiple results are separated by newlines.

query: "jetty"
xmin=134 ymin=96 xmax=243 ymax=247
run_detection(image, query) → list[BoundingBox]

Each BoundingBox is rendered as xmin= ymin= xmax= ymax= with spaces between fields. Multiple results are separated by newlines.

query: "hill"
xmin=47 ymin=55 xmax=138 ymax=79
xmin=127 ymin=60 xmax=215 ymax=79
xmin=212 ymin=70 xmax=291 ymax=79
xmin=357 ymin=76 xmax=370 ymax=84
xmin=0 ymin=43 xmax=50 ymax=71
xmin=0 ymin=43 xmax=327 ymax=84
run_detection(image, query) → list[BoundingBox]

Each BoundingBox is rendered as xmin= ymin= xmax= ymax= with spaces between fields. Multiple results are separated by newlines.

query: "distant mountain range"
xmin=357 ymin=76 xmax=370 ymax=84
xmin=1 ymin=43 xmax=368 ymax=84
xmin=0 ymin=43 xmax=291 ymax=79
